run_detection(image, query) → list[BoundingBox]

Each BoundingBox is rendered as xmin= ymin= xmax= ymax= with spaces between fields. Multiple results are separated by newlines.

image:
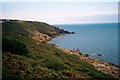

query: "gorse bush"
xmin=2 ymin=38 xmax=28 ymax=55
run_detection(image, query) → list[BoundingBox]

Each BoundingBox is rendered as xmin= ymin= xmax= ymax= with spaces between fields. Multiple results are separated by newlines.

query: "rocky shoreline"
xmin=48 ymin=39 xmax=120 ymax=78
xmin=58 ymin=48 xmax=120 ymax=78
xmin=33 ymin=29 xmax=119 ymax=78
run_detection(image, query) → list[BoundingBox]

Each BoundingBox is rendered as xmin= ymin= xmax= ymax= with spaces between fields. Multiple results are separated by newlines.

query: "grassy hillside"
xmin=2 ymin=19 xmax=68 ymax=38
xmin=2 ymin=19 xmax=117 ymax=79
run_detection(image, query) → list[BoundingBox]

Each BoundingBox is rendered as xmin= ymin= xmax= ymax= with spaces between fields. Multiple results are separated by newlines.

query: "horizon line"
xmin=1 ymin=18 xmax=118 ymax=25
xmin=52 ymin=22 xmax=118 ymax=25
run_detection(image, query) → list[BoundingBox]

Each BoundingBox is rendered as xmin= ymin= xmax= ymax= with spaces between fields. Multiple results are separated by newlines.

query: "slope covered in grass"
xmin=2 ymin=19 xmax=117 ymax=79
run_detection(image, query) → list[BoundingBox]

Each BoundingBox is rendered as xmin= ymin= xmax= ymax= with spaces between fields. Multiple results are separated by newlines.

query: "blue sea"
xmin=49 ymin=23 xmax=119 ymax=65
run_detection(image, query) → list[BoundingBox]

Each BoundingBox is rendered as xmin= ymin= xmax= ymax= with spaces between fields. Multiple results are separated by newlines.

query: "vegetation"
xmin=2 ymin=19 xmax=118 ymax=79
xmin=2 ymin=38 xmax=28 ymax=55
xmin=2 ymin=19 xmax=67 ymax=38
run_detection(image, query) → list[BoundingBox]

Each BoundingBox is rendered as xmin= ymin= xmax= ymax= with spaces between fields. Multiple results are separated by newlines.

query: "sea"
xmin=49 ymin=23 xmax=119 ymax=65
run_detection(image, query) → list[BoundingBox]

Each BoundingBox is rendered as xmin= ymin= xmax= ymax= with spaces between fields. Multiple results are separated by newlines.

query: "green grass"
xmin=2 ymin=19 xmax=118 ymax=80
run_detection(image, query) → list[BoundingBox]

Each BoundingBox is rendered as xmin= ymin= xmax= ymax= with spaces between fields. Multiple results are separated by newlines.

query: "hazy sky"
xmin=2 ymin=2 xmax=118 ymax=24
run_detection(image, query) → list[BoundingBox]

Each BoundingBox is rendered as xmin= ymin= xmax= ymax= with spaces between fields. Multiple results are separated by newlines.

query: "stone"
xmin=71 ymin=32 xmax=75 ymax=34
xmin=97 ymin=54 xmax=102 ymax=56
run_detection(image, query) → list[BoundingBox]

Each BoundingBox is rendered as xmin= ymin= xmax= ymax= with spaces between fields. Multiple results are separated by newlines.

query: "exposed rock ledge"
xmin=32 ymin=31 xmax=52 ymax=43
xmin=59 ymin=48 xmax=120 ymax=78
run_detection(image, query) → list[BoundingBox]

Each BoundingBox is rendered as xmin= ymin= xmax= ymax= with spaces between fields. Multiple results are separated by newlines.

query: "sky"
xmin=1 ymin=2 xmax=118 ymax=24
xmin=1 ymin=0 xmax=120 ymax=2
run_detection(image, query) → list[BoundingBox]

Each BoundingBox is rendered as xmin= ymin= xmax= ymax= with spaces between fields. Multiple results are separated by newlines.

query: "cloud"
xmin=2 ymin=2 xmax=118 ymax=24
xmin=45 ymin=13 xmax=118 ymax=24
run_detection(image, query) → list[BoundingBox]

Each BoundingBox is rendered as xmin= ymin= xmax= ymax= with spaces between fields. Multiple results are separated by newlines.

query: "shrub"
xmin=2 ymin=38 xmax=28 ymax=55
xmin=45 ymin=61 xmax=67 ymax=71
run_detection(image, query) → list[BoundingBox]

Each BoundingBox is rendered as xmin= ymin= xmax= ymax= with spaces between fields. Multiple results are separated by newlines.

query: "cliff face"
xmin=2 ymin=19 xmax=116 ymax=79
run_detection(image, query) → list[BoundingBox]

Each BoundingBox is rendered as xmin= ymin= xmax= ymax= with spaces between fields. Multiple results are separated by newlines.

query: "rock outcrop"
xmin=32 ymin=31 xmax=51 ymax=43
xmin=59 ymin=48 xmax=120 ymax=78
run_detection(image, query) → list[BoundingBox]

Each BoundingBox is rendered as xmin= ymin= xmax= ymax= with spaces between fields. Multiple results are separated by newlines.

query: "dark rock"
xmin=84 ymin=54 xmax=89 ymax=57
xmin=63 ymin=30 xmax=75 ymax=34
xmin=76 ymin=49 xmax=80 ymax=52
xmin=71 ymin=32 xmax=75 ymax=34
xmin=97 ymin=54 xmax=102 ymax=56
xmin=64 ymin=30 xmax=71 ymax=34
xmin=79 ymin=52 xmax=82 ymax=55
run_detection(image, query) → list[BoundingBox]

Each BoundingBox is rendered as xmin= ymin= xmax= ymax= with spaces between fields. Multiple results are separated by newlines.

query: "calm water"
xmin=49 ymin=23 xmax=119 ymax=65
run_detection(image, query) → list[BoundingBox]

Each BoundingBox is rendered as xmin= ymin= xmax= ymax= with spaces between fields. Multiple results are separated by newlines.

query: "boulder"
xmin=71 ymin=32 xmax=75 ymax=34
xmin=64 ymin=31 xmax=71 ymax=34
xmin=97 ymin=54 xmax=102 ymax=56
